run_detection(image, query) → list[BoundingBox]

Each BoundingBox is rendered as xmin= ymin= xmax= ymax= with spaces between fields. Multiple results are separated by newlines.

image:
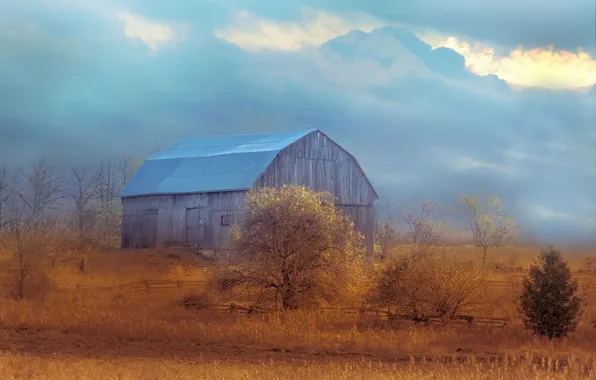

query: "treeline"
xmin=0 ymin=156 xmax=142 ymax=248
xmin=374 ymin=196 xmax=516 ymax=268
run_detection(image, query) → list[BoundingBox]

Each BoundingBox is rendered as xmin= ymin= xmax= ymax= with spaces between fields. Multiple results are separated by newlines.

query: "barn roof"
xmin=120 ymin=129 xmax=317 ymax=197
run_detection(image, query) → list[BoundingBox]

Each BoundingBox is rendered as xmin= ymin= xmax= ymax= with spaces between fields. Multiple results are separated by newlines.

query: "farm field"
xmin=1 ymin=245 xmax=596 ymax=379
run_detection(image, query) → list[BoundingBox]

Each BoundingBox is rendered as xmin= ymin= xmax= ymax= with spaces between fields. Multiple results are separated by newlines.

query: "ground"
xmin=0 ymin=245 xmax=595 ymax=379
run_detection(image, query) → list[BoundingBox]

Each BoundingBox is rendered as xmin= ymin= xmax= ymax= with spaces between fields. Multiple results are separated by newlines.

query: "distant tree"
xmin=0 ymin=166 xmax=10 ymax=230
xmin=221 ymin=185 xmax=365 ymax=310
xmin=459 ymin=195 xmax=516 ymax=268
xmin=68 ymin=167 xmax=101 ymax=240
xmin=375 ymin=218 xmax=397 ymax=261
xmin=519 ymin=246 xmax=582 ymax=340
xmin=396 ymin=202 xmax=444 ymax=246
xmin=1 ymin=158 xmax=62 ymax=299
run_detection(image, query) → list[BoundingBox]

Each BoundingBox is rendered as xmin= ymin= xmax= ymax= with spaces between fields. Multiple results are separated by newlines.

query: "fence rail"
xmin=58 ymin=280 xmax=206 ymax=293
xmin=180 ymin=302 xmax=510 ymax=327
xmin=56 ymin=277 xmax=596 ymax=294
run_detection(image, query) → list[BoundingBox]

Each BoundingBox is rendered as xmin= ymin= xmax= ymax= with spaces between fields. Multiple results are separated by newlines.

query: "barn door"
xmin=185 ymin=207 xmax=207 ymax=248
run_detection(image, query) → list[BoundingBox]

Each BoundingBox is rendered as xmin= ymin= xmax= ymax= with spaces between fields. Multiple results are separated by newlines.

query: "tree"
xmin=375 ymin=218 xmax=397 ymax=261
xmin=396 ymin=202 xmax=444 ymax=246
xmin=1 ymin=158 xmax=62 ymax=299
xmin=519 ymin=246 xmax=582 ymax=340
xmin=221 ymin=185 xmax=365 ymax=310
xmin=68 ymin=167 xmax=100 ymax=240
xmin=0 ymin=166 xmax=10 ymax=230
xmin=459 ymin=195 xmax=516 ymax=268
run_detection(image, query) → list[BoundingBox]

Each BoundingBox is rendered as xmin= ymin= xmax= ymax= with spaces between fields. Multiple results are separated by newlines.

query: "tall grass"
xmin=1 ymin=353 xmax=595 ymax=380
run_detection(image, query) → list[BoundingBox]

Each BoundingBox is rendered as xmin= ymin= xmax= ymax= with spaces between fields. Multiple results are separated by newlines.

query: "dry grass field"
xmin=1 ymin=244 xmax=596 ymax=379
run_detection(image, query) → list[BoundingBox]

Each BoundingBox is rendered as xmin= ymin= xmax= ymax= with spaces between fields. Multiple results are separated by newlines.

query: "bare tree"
xmin=1 ymin=159 xmax=62 ymax=299
xmin=375 ymin=218 xmax=397 ymax=261
xmin=0 ymin=166 xmax=10 ymax=230
xmin=396 ymin=202 xmax=444 ymax=246
xmin=459 ymin=195 xmax=517 ymax=269
xmin=16 ymin=157 xmax=64 ymax=220
xmin=69 ymin=166 xmax=100 ymax=239
xmin=118 ymin=155 xmax=142 ymax=188
xmin=95 ymin=159 xmax=117 ymax=207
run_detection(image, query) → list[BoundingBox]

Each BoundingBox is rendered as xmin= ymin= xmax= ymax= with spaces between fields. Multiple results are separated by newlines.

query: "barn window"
xmin=220 ymin=215 xmax=232 ymax=226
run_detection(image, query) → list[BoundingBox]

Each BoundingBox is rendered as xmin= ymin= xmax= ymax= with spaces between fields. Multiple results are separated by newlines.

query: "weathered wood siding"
xmin=255 ymin=131 xmax=377 ymax=206
xmin=254 ymin=130 xmax=377 ymax=259
xmin=122 ymin=191 xmax=247 ymax=250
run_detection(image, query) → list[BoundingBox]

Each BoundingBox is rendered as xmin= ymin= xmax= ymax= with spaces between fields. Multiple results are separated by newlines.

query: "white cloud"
xmin=214 ymin=8 xmax=384 ymax=51
xmin=530 ymin=206 xmax=573 ymax=220
xmin=116 ymin=11 xmax=180 ymax=51
xmin=418 ymin=33 xmax=596 ymax=90
xmin=450 ymin=155 xmax=520 ymax=178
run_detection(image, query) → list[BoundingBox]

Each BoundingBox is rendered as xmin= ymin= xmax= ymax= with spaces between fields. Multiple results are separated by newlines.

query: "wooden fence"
xmin=180 ymin=301 xmax=510 ymax=327
xmin=56 ymin=277 xmax=596 ymax=294
xmin=58 ymin=280 xmax=206 ymax=293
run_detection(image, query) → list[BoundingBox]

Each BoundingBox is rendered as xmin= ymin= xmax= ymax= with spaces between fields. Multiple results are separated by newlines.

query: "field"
xmin=1 ymin=245 xmax=596 ymax=379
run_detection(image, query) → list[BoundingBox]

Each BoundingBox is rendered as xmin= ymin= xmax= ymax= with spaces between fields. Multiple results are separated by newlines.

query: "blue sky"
xmin=1 ymin=0 xmax=595 ymax=243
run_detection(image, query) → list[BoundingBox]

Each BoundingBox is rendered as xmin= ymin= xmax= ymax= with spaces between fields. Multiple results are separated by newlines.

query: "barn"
xmin=120 ymin=129 xmax=378 ymax=258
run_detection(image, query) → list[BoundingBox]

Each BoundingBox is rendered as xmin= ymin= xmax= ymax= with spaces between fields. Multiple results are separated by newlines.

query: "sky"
xmin=0 ymin=0 xmax=595 ymax=244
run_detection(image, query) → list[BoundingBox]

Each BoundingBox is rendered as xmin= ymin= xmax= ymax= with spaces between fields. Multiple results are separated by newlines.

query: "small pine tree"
xmin=519 ymin=245 xmax=582 ymax=339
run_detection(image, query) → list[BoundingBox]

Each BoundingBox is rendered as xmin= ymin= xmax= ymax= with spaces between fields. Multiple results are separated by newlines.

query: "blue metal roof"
xmin=120 ymin=129 xmax=316 ymax=197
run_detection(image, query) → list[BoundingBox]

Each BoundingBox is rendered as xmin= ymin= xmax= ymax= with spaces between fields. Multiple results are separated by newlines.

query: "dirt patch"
xmin=0 ymin=327 xmax=504 ymax=366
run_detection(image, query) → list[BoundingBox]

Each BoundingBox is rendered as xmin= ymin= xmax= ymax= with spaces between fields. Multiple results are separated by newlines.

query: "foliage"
xmin=221 ymin=185 xmax=366 ymax=310
xmin=371 ymin=248 xmax=487 ymax=319
xmin=519 ymin=246 xmax=582 ymax=340
xmin=459 ymin=195 xmax=516 ymax=268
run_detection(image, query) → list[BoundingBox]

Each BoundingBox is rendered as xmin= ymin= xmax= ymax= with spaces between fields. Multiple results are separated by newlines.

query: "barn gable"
xmin=255 ymin=130 xmax=378 ymax=205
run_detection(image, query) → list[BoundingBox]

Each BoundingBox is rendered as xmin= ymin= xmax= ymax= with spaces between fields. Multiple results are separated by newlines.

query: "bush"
xmin=370 ymin=247 xmax=486 ymax=319
xmin=519 ymin=245 xmax=582 ymax=339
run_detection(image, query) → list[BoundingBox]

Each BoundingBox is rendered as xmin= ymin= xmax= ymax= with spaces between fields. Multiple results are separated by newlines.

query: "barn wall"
xmin=121 ymin=191 xmax=247 ymax=250
xmin=255 ymin=131 xmax=376 ymax=206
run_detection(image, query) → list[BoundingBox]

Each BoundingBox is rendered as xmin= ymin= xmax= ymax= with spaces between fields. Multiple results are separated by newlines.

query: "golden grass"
xmin=1 ymin=244 xmax=596 ymax=379
xmin=1 ymin=353 xmax=595 ymax=380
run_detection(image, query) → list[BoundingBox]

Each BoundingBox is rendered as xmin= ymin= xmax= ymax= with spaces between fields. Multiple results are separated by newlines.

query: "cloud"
xmin=1 ymin=0 xmax=595 ymax=244
xmin=214 ymin=8 xmax=384 ymax=51
xmin=116 ymin=11 xmax=181 ymax=51
xmin=252 ymin=0 xmax=595 ymax=53
xmin=216 ymin=10 xmax=595 ymax=90
xmin=419 ymin=34 xmax=596 ymax=90
xmin=530 ymin=206 xmax=573 ymax=220
xmin=448 ymin=155 xmax=520 ymax=178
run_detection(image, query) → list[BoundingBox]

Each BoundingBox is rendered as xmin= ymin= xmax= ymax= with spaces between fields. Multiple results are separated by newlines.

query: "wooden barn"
xmin=120 ymin=129 xmax=378 ymax=258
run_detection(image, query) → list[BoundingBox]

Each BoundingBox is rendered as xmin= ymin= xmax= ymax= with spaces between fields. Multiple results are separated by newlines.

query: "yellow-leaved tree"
xmin=221 ymin=185 xmax=366 ymax=310
xmin=459 ymin=195 xmax=517 ymax=269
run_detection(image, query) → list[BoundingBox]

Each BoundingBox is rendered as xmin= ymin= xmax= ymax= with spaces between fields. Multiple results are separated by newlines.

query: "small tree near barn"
xmin=222 ymin=185 xmax=365 ymax=310
xmin=520 ymin=246 xmax=582 ymax=340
